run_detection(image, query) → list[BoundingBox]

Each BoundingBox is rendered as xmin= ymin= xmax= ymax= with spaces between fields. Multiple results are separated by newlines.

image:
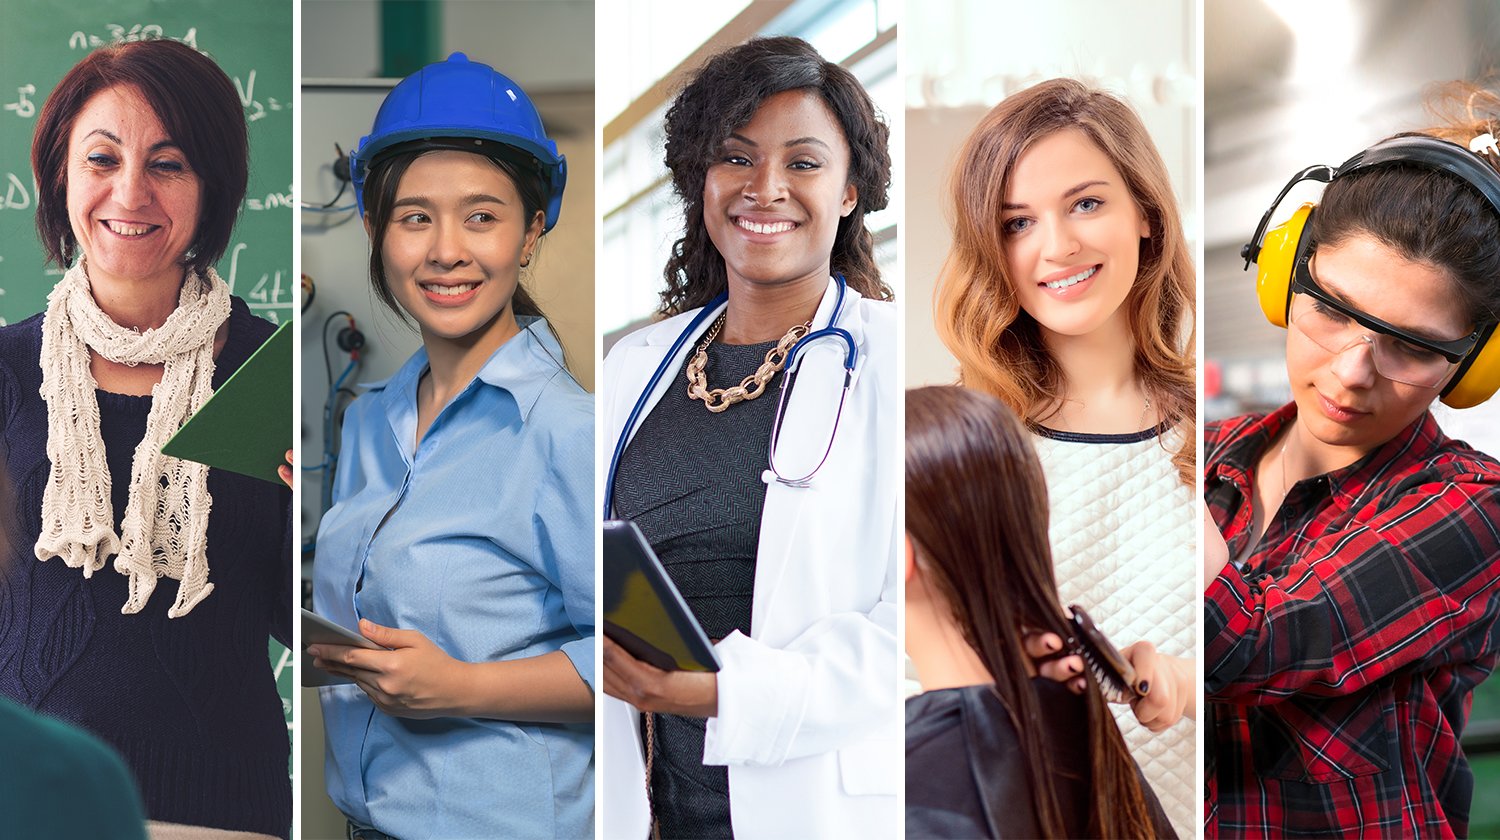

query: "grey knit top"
xmin=612 ymin=337 xmax=785 ymax=839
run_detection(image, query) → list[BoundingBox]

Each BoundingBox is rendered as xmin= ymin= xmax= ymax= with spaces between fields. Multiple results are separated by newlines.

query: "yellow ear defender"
xmin=1253 ymin=203 xmax=1314 ymax=329
xmin=1444 ymin=322 xmax=1500 ymax=408
xmin=1241 ymin=135 xmax=1500 ymax=408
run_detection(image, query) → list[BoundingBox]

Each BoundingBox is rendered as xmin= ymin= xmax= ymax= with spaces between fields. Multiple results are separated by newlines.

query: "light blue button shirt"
xmin=315 ymin=318 xmax=594 ymax=839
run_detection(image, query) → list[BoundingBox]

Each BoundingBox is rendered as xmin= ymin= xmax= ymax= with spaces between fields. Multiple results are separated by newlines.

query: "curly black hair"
xmin=659 ymin=36 xmax=892 ymax=315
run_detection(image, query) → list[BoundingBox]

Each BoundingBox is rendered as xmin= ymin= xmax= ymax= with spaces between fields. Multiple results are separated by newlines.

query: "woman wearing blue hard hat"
xmin=306 ymin=53 xmax=594 ymax=839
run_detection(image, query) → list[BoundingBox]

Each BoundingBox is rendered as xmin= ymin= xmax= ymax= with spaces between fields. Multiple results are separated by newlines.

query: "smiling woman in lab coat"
xmin=600 ymin=37 xmax=900 ymax=840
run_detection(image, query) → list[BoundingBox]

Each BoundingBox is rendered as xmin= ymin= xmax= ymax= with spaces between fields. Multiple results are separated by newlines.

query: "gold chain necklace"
xmin=685 ymin=313 xmax=810 ymax=412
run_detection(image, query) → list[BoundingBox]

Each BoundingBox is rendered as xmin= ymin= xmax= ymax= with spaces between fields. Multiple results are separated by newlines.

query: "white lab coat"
xmin=600 ymin=277 xmax=901 ymax=839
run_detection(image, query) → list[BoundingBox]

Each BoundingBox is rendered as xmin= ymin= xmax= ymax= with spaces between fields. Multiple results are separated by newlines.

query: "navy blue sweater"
xmin=0 ymin=298 xmax=291 ymax=838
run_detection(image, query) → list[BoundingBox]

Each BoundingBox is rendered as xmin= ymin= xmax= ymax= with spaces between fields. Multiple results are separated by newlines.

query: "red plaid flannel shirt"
xmin=1205 ymin=404 xmax=1500 ymax=839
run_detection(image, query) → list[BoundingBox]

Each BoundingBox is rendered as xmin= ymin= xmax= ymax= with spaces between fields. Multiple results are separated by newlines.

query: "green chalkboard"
xmin=0 ymin=0 xmax=294 ymax=738
xmin=0 ymin=0 xmax=293 ymax=327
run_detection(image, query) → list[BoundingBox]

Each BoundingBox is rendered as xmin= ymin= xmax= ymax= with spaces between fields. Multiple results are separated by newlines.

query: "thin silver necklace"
xmin=1280 ymin=437 xmax=1293 ymax=498
xmin=1055 ymin=391 xmax=1151 ymax=433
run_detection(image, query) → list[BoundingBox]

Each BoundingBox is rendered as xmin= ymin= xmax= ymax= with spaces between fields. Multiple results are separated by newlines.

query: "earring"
xmin=520 ymin=255 xmax=532 ymax=268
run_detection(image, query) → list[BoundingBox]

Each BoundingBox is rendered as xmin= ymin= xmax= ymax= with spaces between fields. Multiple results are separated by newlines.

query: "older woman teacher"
xmin=0 ymin=39 xmax=291 ymax=839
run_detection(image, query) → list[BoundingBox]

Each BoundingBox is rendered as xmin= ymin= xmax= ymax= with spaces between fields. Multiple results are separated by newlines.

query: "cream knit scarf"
xmin=35 ymin=261 xmax=230 ymax=618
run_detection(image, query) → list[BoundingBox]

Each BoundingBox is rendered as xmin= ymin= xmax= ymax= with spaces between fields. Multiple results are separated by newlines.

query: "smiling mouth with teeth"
xmin=736 ymin=217 xmax=797 ymax=235
xmin=1043 ymin=265 xmax=1098 ymax=290
xmin=104 ymin=220 xmax=159 ymax=237
xmin=421 ymin=283 xmax=479 ymax=297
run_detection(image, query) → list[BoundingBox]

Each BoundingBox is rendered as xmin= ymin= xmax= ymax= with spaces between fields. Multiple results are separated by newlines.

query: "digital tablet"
xmin=300 ymin=608 xmax=384 ymax=688
xmin=603 ymin=519 xmax=721 ymax=672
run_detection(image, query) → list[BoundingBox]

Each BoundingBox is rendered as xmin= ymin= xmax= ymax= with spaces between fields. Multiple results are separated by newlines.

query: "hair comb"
xmin=1066 ymin=605 xmax=1143 ymax=704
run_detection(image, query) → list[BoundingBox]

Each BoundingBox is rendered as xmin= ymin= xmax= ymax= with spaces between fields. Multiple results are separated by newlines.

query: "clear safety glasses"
xmin=1289 ymin=253 xmax=1480 ymax=388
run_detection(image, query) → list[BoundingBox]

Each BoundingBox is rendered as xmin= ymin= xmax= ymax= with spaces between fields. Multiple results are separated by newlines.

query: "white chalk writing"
xmin=4 ymin=85 xmax=36 ymax=119
xmin=2 ymin=173 xmax=32 ymax=210
xmin=69 ymin=24 xmax=197 ymax=50
xmin=249 ymin=271 xmax=285 ymax=305
xmin=246 ymin=187 xmax=294 ymax=211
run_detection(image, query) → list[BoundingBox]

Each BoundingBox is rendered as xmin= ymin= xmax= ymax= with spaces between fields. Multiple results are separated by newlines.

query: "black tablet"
xmin=603 ymin=519 xmax=721 ymax=672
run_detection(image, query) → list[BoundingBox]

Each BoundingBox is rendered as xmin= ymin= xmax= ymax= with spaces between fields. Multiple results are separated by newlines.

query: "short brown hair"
xmin=31 ymin=39 xmax=248 ymax=275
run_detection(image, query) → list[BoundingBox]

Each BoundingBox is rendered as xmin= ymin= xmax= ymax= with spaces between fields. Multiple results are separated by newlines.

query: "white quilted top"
xmin=1033 ymin=426 xmax=1198 ymax=839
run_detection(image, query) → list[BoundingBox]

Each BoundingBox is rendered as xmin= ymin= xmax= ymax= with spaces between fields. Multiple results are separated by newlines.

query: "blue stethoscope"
xmin=603 ymin=274 xmax=858 ymax=516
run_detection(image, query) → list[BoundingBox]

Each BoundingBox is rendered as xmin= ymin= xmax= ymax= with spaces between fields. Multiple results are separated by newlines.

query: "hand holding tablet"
xmin=300 ymin=608 xmax=384 ymax=687
xmin=602 ymin=520 xmax=720 ymax=673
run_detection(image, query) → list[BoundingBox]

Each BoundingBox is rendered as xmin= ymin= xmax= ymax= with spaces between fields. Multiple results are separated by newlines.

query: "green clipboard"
xmin=161 ymin=320 xmax=291 ymax=484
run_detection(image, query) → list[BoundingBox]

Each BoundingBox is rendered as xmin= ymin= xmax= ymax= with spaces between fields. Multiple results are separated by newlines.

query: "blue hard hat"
xmin=351 ymin=52 xmax=567 ymax=230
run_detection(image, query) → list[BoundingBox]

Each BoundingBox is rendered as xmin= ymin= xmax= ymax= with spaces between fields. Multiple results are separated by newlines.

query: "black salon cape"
xmin=905 ymin=678 xmax=1175 ymax=839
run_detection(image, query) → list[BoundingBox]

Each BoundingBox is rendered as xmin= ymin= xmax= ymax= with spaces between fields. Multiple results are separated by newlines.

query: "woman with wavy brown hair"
xmin=905 ymin=385 xmax=1173 ymax=839
xmin=936 ymin=78 xmax=1195 ymax=477
xmin=933 ymin=78 xmax=1197 ymax=835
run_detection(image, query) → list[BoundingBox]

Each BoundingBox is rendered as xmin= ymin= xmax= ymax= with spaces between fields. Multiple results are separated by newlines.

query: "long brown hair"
xmin=934 ymin=79 xmax=1195 ymax=487
xmin=906 ymin=385 xmax=1159 ymax=839
xmin=659 ymin=36 xmax=891 ymax=315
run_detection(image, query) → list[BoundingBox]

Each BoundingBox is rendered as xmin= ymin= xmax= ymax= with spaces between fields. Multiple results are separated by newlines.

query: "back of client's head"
xmin=905 ymin=385 xmax=1158 ymax=839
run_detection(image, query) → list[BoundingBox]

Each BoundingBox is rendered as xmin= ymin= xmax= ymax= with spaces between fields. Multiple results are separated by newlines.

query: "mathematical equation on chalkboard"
xmin=68 ymin=22 xmax=197 ymax=49
xmin=224 ymin=242 xmax=292 ymax=325
xmin=4 ymin=26 xmax=292 ymax=125
xmin=0 ymin=172 xmax=32 ymax=210
xmin=3 ymin=85 xmax=36 ymax=119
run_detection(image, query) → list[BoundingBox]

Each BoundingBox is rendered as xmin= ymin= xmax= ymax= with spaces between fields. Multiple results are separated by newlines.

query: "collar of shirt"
xmin=1207 ymin=402 xmax=1445 ymax=510
xmin=368 ymin=316 xmax=568 ymax=461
